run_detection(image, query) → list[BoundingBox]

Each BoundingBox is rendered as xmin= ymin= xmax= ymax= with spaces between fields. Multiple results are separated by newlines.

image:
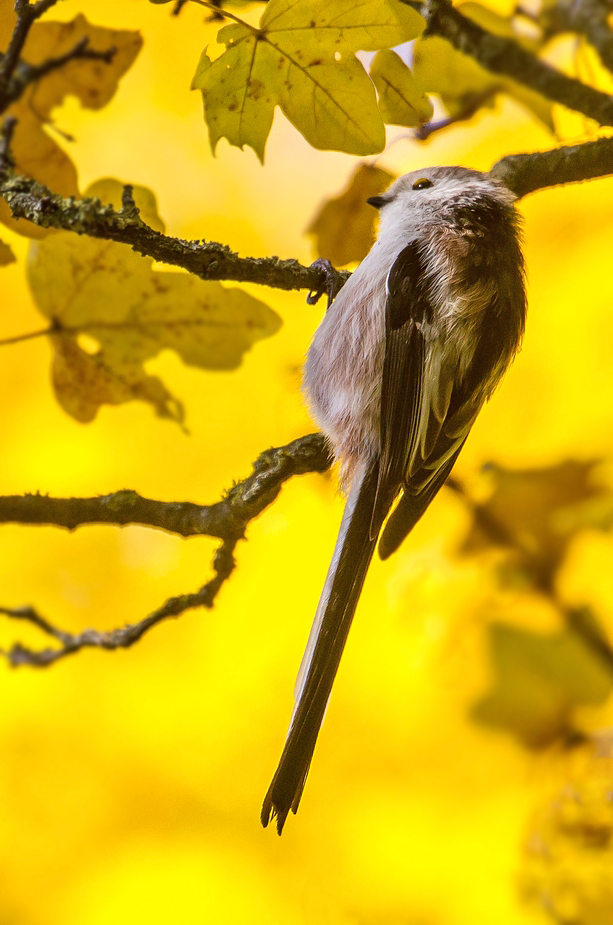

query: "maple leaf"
xmin=473 ymin=614 xmax=613 ymax=748
xmin=192 ymin=0 xmax=424 ymax=161
xmin=26 ymin=180 xmax=282 ymax=424
xmin=307 ymin=164 xmax=395 ymax=266
xmin=370 ymin=50 xmax=433 ymax=128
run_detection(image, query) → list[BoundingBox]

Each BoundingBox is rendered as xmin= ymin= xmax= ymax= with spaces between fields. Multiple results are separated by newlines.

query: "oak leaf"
xmin=192 ymin=0 xmax=424 ymax=161
xmin=27 ymin=180 xmax=282 ymax=424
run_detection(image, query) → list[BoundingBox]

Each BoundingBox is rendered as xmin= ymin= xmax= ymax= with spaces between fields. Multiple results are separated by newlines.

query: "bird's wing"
xmin=372 ymin=240 xmax=455 ymax=533
xmin=373 ymin=240 xmax=483 ymax=557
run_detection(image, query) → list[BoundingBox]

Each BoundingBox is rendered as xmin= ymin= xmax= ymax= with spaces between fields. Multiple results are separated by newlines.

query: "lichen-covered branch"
xmin=0 ymin=433 xmax=332 ymax=667
xmin=0 ymin=122 xmax=349 ymax=299
xmin=2 ymin=117 xmax=613 ymax=299
xmin=424 ymin=0 xmax=613 ymax=127
xmin=0 ymin=433 xmax=332 ymax=539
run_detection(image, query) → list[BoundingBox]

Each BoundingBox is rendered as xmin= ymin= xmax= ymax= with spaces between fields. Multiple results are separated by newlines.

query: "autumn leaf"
xmin=473 ymin=615 xmax=613 ymax=748
xmin=307 ymin=164 xmax=396 ymax=266
xmin=0 ymin=239 xmax=16 ymax=266
xmin=370 ymin=50 xmax=433 ymax=128
xmin=413 ymin=3 xmax=553 ymax=132
xmin=26 ymin=179 xmax=282 ymax=424
xmin=0 ymin=14 xmax=142 ymax=238
xmin=459 ymin=460 xmax=606 ymax=590
xmin=192 ymin=0 xmax=425 ymax=161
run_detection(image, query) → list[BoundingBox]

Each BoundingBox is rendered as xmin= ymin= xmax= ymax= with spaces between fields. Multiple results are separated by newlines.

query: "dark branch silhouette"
xmin=3 ymin=0 xmax=613 ymax=670
xmin=0 ymin=434 xmax=332 ymax=667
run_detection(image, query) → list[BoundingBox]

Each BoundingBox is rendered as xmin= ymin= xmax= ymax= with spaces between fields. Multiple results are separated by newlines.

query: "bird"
xmin=261 ymin=166 xmax=527 ymax=834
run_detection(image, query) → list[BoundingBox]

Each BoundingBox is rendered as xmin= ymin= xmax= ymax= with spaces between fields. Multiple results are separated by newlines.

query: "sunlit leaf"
xmin=473 ymin=615 xmax=613 ymax=748
xmin=370 ymin=49 xmax=433 ymax=128
xmin=26 ymin=179 xmax=282 ymax=424
xmin=0 ymin=239 xmax=16 ymax=266
xmin=460 ymin=460 xmax=605 ymax=588
xmin=0 ymin=15 xmax=142 ymax=238
xmin=192 ymin=0 xmax=425 ymax=161
xmin=307 ymin=164 xmax=395 ymax=266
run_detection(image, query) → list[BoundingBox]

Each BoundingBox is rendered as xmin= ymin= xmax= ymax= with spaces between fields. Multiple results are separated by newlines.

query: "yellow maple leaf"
xmin=370 ymin=49 xmax=433 ymax=128
xmin=192 ymin=0 xmax=424 ymax=161
xmin=307 ymin=164 xmax=395 ymax=266
xmin=26 ymin=179 xmax=282 ymax=424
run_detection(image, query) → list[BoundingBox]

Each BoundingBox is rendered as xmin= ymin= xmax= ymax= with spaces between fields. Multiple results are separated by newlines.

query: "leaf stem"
xmin=186 ymin=0 xmax=257 ymax=31
xmin=0 ymin=326 xmax=53 ymax=347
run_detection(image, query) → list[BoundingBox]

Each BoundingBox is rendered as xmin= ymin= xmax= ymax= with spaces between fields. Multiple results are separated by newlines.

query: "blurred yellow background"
xmin=1 ymin=2 xmax=613 ymax=923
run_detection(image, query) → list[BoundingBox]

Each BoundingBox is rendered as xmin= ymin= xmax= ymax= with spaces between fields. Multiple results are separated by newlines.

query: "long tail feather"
xmin=261 ymin=464 xmax=380 ymax=833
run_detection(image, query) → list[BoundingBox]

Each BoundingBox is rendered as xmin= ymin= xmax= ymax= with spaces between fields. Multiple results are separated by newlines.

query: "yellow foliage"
xmin=307 ymin=164 xmax=396 ymax=266
xmin=0 ymin=1 xmax=613 ymax=924
xmin=370 ymin=49 xmax=434 ymax=129
xmin=26 ymin=179 xmax=281 ymax=423
xmin=191 ymin=0 xmax=424 ymax=160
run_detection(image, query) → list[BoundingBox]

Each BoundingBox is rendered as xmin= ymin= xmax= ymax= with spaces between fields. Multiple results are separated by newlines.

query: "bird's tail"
xmin=261 ymin=464 xmax=380 ymax=834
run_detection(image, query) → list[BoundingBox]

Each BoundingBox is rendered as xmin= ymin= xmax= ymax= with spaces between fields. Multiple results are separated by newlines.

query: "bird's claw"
xmin=306 ymin=258 xmax=343 ymax=309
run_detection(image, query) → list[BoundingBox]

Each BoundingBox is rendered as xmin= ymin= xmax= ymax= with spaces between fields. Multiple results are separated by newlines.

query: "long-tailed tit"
xmin=261 ymin=166 xmax=527 ymax=834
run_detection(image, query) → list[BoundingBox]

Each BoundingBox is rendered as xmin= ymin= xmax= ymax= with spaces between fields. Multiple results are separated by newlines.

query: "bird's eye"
xmin=412 ymin=177 xmax=433 ymax=190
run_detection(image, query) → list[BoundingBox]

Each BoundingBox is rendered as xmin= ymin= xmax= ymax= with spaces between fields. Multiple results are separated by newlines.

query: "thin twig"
xmin=0 ymin=434 xmax=332 ymax=667
xmin=0 ymin=326 xmax=53 ymax=347
xmin=415 ymin=90 xmax=497 ymax=141
xmin=0 ymin=538 xmax=238 ymax=667
xmin=1 ymin=38 xmax=117 ymax=112
xmin=0 ymin=0 xmax=60 ymax=101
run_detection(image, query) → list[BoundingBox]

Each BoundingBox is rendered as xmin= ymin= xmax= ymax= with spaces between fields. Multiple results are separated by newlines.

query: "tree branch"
xmin=1 ymin=38 xmax=118 ymax=112
xmin=0 ymin=538 xmax=238 ymax=667
xmin=543 ymin=0 xmax=613 ymax=76
xmin=0 ymin=434 xmax=332 ymax=667
xmin=424 ymin=0 xmax=613 ymax=127
xmin=0 ymin=433 xmax=332 ymax=539
xmin=2 ymin=116 xmax=613 ymax=299
xmin=0 ymin=0 xmax=60 ymax=103
xmin=491 ymin=136 xmax=613 ymax=198
xmin=0 ymin=123 xmax=349 ymax=299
